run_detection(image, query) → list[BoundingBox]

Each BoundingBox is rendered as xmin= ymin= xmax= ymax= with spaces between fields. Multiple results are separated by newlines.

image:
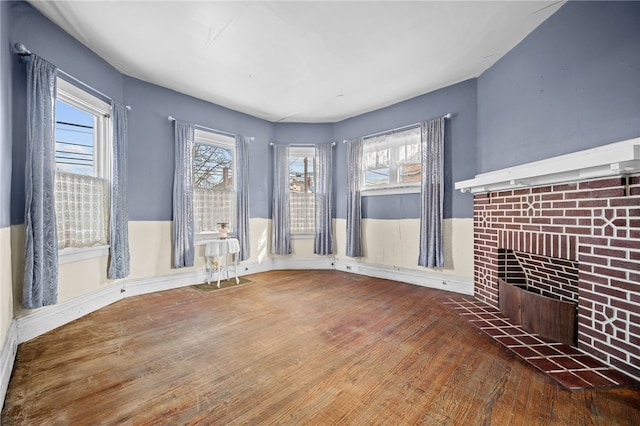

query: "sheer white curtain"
xmin=172 ymin=120 xmax=195 ymax=268
xmin=23 ymin=56 xmax=59 ymax=308
xmin=314 ymin=143 xmax=333 ymax=255
xmin=418 ymin=116 xmax=445 ymax=268
xmin=55 ymin=172 xmax=108 ymax=248
xmin=346 ymin=138 xmax=363 ymax=257
xmin=271 ymin=144 xmax=291 ymax=255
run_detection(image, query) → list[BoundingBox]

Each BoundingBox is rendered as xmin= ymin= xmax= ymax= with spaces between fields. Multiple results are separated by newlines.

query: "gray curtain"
xmin=271 ymin=144 xmax=291 ymax=255
xmin=172 ymin=120 xmax=195 ymax=268
xmin=107 ymin=101 xmax=130 ymax=279
xmin=23 ymin=56 xmax=59 ymax=309
xmin=235 ymin=135 xmax=251 ymax=261
xmin=346 ymin=138 xmax=363 ymax=257
xmin=314 ymin=143 xmax=333 ymax=255
xmin=418 ymin=117 xmax=445 ymax=268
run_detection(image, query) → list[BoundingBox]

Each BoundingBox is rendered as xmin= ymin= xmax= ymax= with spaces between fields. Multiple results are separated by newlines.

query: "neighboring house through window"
xmin=289 ymin=146 xmax=315 ymax=235
xmin=55 ymin=78 xmax=111 ymax=250
xmin=193 ymin=129 xmax=236 ymax=237
xmin=362 ymin=126 xmax=421 ymax=194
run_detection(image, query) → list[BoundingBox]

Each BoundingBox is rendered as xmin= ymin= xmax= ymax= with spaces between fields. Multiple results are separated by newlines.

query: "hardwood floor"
xmin=3 ymin=270 xmax=639 ymax=425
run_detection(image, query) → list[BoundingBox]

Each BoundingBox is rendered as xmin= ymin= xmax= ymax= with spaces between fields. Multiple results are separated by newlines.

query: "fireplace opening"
xmin=498 ymin=249 xmax=579 ymax=346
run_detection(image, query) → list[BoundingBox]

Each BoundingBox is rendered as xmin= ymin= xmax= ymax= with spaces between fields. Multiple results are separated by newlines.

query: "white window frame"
xmin=289 ymin=146 xmax=316 ymax=238
xmin=193 ymin=129 xmax=237 ymax=241
xmin=361 ymin=125 xmax=422 ymax=196
xmin=55 ymin=77 xmax=112 ymax=263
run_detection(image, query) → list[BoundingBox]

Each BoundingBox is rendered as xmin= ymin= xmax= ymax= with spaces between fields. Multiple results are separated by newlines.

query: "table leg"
xmin=234 ymin=253 xmax=239 ymax=284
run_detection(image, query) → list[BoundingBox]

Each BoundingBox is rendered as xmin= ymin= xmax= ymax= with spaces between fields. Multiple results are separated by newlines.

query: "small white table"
xmin=205 ymin=238 xmax=240 ymax=288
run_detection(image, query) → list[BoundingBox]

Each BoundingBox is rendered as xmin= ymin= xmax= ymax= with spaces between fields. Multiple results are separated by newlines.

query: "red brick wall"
xmin=499 ymin=250 xmax=579 ymax=302
xmin=473 ymin=175 xmax=640 ymax=379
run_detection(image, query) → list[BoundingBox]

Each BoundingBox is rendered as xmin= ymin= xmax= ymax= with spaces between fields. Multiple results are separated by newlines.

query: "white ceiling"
xmin=29 ymin=1 xmax=565 ymax=123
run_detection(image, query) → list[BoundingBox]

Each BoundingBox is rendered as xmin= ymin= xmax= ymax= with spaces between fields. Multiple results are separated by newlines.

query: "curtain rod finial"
xmin=15 ymin=42 xmax=31 ymax=55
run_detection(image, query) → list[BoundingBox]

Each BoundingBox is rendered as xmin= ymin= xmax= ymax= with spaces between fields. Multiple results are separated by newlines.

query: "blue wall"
xmin=0 ymin=1 xmax=12 ymax=228
xmin=124 ymin=77 xmax=274 ymax=221
xmin=9 ymin=1 xmax=124 ymax=225
xmin=477 ymin=0 xmax=640 ymax=173
xmin=334 ymin=79 xmax=477 ymax=220
xmin=7 ymin=1 xmax=639 ymax=228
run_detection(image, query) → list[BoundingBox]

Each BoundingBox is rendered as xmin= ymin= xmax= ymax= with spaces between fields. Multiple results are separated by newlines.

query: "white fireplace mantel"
xmin=455 ymin=138 xmax=640 ymax=194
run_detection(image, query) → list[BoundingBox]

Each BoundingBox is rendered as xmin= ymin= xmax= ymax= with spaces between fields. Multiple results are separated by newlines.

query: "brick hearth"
xmin=473 ymin=176 xmax=640 ymax=380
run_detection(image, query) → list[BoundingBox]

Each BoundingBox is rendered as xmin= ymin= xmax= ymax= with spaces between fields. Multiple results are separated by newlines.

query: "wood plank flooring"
xmin=3 ymin=270 xmax=639 ymax=425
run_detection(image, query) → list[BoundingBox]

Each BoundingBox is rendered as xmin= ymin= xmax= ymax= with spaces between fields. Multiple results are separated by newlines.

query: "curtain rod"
xmin=341 ymin=112 xmax=452 ymax=143
xmin=166 ymin=115 xmax=243 ymax=139
xmin=15 ymin=43 xmax=131 ymax=111
xmin=269 ymin=142 xmax=336 ymax=147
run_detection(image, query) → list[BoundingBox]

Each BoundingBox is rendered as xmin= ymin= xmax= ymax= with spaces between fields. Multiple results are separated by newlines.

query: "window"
xmin=193 ymin=129 xmax=236 ymax=237
xmin=362 ymin=126 xmax=421 ymax=192
xmin=289 ymin=146 xmax=315 ymax=235
xmin=54 ymin=78 xmax=111 ymax=250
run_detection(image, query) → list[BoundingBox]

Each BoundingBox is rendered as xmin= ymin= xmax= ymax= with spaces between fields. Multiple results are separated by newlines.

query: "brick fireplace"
xmin=457 ymin=139 xmax=640 ymax=380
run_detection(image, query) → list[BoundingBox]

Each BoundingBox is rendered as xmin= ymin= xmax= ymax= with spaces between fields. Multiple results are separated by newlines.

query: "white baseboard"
xmin=334 ymin=259 xmax=474 ymax=295
xmin=123 ymin=270 xmax=206 ymax=297
xmin=16 ymin=284 xmax=122 ymax=344
xmin=1 ymin=320 xmax=17 ymax=412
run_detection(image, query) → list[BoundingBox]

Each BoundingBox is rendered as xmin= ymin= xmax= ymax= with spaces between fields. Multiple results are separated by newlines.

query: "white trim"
xmin=334 ymin=259 xmax=474 ymax=295
xmin=58 ymin=245 xmax=109 ymax=264
xmin=361 ymin=185 xmax=420 ymax=197
xmin=194 ymin=128 xmax=235 ymax=148
xmin=0 ymin=320 xmax=18 ymax=412
xmin=123 ymin=270 xmax=206 ymax=298
xmin=57 ymin=78 xmax=110 ymax=116
xmin=290 ymin=146 xmax=316 ymax=158
xmin=455 ymin=138 xmax=640 ymax=194
xmin=16 ymin=284 xmax=122 ymax=344
xmin=290 ymin=233 xmax=314 ymax=239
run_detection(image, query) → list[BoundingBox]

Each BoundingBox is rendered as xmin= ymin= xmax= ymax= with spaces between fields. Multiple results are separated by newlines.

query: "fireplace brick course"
xmin=473 ymin=174 xmax=640 ymax=380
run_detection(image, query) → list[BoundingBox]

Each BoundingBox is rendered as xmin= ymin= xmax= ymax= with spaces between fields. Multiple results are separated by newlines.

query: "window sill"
xmin=361 ymin=185 xmax=420 ymax=197
xmin=59 ymin=245 xmax=109 ymax=264
xmin=291 ymin=233 xmax=314 ymax=239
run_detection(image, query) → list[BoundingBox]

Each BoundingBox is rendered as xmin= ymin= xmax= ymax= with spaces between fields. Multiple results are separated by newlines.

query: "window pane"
xmin=193 ymin=141 xmax=236 ymax=233
xmin=54 ymin=84 xmax=109 ymax=251
xmin=289 ymin=154 xmax=315 ymax=234
xmin=55 ymin=100 xmax=95 ymax=176
xmin=365 ymin=168 xmax=390 ymax=187
xmin=363 ymin=127 xmax=421 ymax=189
xmin=194 ymin=143 xmax=233 ymax=190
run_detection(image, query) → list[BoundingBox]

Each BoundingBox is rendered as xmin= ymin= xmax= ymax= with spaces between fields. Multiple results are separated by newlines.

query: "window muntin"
xmin=193 ymin=129 xmax=236 ymax=236
xmin=289 ymin=146 xmax=315 ymax=235
xmin=363 ymin=126 xmax=421 ymax=191
xmin=54 ymin=78 xmax=111 ymax=250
